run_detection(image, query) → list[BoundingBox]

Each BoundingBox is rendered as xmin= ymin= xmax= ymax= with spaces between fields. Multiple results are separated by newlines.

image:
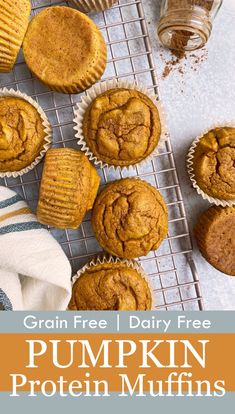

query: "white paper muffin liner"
xmin=70 ymin=255 xmax=154 ymax=310
xmin=73 ymin=79 xmax=168 ymax=171
xmin=69 ymin=0 xmax=117 ymax=13
xmin=186 ymin=121 xmax=235 ymax=207
xmin=0 ymin=88 xmax=52 ymax=178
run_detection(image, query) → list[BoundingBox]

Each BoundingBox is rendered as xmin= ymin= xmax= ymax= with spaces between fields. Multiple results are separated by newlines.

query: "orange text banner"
xmin=0 ymin=333 xmax=234 ymax=395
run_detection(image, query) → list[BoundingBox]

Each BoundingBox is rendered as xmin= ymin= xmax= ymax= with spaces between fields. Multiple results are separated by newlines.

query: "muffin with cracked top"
xmin=192 ymin=127 xmax=235 ymax=200
xmin=82 ymin=88 xmax=162 ymax=167
xmin=0 ymin=97 xmax=47 ymax=173
xmin=91 ymin=178 xmax=168 ymax=259
xmin=68 ymin=260 xmax=152 ymax=311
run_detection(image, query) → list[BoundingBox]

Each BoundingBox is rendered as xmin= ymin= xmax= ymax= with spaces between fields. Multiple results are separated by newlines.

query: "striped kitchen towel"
xmin=0 ymin=186 xmax=72 ymax=310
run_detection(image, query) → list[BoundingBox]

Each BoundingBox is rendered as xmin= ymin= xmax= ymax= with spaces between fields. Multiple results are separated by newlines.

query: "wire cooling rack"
xmin=0 ymin=0 xmax=203 ymax=310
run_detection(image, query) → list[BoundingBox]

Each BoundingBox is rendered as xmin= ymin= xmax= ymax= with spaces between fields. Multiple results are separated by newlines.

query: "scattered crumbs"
xmin=161 ymin=46 xmax=208 ymax=79
xmin=162 ymin=65 xmax=171 ymax=78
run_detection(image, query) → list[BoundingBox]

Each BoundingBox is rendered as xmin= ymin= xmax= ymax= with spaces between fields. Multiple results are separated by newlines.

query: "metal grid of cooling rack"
xmin=0 ymin=0 xmax=203 ymax=310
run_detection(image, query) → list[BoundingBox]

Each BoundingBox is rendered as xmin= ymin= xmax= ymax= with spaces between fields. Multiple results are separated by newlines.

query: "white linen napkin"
xmin=0 ymin=186 xmax=72 ymax=310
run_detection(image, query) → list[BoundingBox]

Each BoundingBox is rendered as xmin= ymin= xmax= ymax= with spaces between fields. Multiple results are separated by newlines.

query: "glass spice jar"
xmin=157 ymin=0 xmax=223 ymax=53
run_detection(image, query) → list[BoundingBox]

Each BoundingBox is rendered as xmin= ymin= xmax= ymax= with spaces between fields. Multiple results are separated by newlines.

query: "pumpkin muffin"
xmin=91 ymin=178 xmax=168 ymax=259
xmin=23 ymin=6 xmax=107 ymax=93
xmin=194 ymin=206 xmax=235 ymax=276
xmin=37 ymin=148 xmax=100 ymax=229
xmin=69 ymin=0 xmax=117 ymax=13
xmin=83 ymin=88 xmax=161 ymax=167
xmin=192 ymin=127 xmax=235 ymax=200
xmin=68 ymin=260 xmax=152 ymax=310
xmin=0 ymin=0 xmax=31 ymax=72
xmin=0 ymin=97 xmax=46 ymax=173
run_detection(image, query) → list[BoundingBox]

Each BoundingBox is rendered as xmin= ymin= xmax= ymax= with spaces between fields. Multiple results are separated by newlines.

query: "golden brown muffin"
xmin=193 ymin=127 xmax=235 ymax=200
xmin=68 ymin=261 xmax=152 ymax=310
xmin=194 ymin=206 xmax=235 ymax=276
xmin=23 ymin=6 xmax=107 ymax=94
xmin=0 ymin=97 xmax=46 ymax=172
xmin=83 ymin=88 xmax=161 ymax=166
xmin=0 ymin=0 xmax=31 ymax=72
xmin=69 ymin=0 xmax=117 ymax=13
xmin=37 ymin=148 xmax=100 ymax=229
xmin=91 ymin=178 xmax=168 ymax=259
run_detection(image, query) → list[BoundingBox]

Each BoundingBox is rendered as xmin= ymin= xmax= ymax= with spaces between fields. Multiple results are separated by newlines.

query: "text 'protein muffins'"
xmin=92 ymin=178 xmax=168 ymax=259
xmin=23 ymin=6 xmax=107 ymax=93
xmin=37 ymin=148 xmax=100 ymax=229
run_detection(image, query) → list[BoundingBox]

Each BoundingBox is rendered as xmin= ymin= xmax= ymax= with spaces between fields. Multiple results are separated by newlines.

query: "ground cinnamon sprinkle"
xmin=161 ymin=47 xmax=208 ymax=79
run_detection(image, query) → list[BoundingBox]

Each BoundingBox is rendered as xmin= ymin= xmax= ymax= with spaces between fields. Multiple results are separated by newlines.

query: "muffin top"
xmin=193 ymin=127 xmax=235 ymax=200
xmin=23 ymin=6 xmax=106 ymax=92
xmin=92 ymin=178 xmax=168 ymax=259
xmin=0 ymin=97 xmax=46 ymax=172
xmin=83 ymin=88 xmax=161 ymax=166
xmin=194 ymin=206 xmax=235 ymax=276
xmin=68 ymin=261 xmax=152 ymax=310
xmin=37 ymin=148 xmax=100 ymax=229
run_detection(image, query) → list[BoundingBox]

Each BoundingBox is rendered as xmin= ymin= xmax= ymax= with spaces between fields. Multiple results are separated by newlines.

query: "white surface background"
xmin=143 ymin=0 xmax=235 ymax=309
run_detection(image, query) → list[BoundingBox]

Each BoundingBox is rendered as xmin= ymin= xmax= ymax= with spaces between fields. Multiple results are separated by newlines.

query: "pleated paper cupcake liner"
xmin=0 ymin=0 xmax=31 ymax=73
xmin=69 ymin=0 xmax=117 ymax=13
xmin=73 ymin=79 xmax=168 ymax=171
xmin=0 ymin=88 xmax=52 ymax=179
xmin=186 ymin=121 xmax=235 ymax=207
xmin=70 ymin=254 xmax=154 ymax=310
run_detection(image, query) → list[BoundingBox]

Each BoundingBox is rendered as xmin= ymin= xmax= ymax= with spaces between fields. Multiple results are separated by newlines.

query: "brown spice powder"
xmin=161 ymin=1 xmax=213 ymax=77
xmin=161 ymin=47 xmax=208 ymax=79
xmin=168 ymin=0 xmax=213 ymax=58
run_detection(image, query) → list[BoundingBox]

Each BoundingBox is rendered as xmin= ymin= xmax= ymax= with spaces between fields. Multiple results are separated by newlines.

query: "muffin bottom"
xmin=194 ymin=206 xmax=235 ymax=276
xmin=69 ymin=0 xmax=117 ymax=13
